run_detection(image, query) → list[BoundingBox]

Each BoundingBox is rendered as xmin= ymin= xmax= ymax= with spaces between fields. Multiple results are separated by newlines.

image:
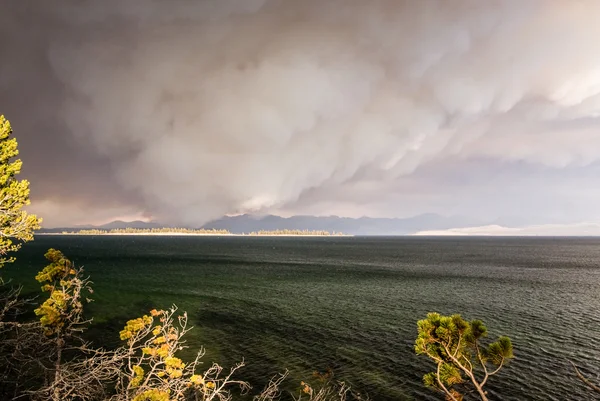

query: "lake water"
xmin=7 ymin=236 xmax=600 ymax=400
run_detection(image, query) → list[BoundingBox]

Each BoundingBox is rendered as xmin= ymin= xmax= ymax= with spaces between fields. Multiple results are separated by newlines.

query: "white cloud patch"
xmin=414 ymin=222 xmax=600 ymax=236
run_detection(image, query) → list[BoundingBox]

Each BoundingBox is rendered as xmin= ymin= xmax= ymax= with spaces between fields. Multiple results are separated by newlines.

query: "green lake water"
xmin=7 ymin=236 xmax=600 ymax=400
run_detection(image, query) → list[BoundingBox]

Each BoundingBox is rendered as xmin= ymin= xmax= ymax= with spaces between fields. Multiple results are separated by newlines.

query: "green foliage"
xmin=415 ymin=312 xmax=513 ymax=401
xmin=0 ymin=115 xmax=41 ymax=269
xmin=34 ymin=248 xmax=92 ymax=336
xmin=115 ymin=306 xmax=245 ymax=401
xmin=35 ymin=248 xmax=76 ymax=283
xmin=132 ymin=389 xmax=170 ymax=401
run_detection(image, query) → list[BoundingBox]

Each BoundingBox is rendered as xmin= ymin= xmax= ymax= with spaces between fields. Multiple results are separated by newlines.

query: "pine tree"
xmin=0 ymin=115 xmax=41 ymax=269
xmin=415 ymin=313 xmax=513 ymax=401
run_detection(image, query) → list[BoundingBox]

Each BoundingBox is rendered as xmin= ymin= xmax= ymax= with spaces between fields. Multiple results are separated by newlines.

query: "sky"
xmin=1 ymin=0 xmax=600 ymax=229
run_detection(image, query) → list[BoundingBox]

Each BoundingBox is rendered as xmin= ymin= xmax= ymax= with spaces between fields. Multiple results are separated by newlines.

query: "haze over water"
xmin=10 ymin=236 xmax=600 ymax=400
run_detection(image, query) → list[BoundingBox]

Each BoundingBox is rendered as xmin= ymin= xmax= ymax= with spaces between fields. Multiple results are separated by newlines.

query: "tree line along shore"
xmin=51 ymin=228 xmax=349 ymax=236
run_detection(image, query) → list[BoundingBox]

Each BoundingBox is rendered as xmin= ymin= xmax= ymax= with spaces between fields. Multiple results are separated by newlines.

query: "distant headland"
xmin=43 ymin=227 xmax=348 ymax=236
xmin=35 ymin=213 xmax=480 ymax=236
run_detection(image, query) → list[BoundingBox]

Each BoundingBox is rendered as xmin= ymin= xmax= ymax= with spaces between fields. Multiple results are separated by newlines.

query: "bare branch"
xmin=570 ymin=360 xmax=600 ymax=394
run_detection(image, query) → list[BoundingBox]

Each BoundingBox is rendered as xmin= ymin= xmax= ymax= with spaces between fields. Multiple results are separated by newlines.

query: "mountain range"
xmin=38 ymin=213 xmax=484 ymax=235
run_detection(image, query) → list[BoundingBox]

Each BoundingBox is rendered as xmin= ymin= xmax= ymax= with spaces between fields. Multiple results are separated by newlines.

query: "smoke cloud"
xmin=3 ymin=0 xmax=600 ymax=226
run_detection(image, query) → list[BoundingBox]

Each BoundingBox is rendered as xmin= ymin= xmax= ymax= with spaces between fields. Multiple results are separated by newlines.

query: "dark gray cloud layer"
xmin=1 ymin=1 xmax=600 ymax=227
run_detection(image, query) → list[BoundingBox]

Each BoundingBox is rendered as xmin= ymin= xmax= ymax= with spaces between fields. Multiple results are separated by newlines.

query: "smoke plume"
xmin=3 ymin=0 xmax=600 ymax=226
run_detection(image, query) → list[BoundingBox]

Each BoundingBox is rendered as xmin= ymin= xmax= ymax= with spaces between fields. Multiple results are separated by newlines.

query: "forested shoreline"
xmin=52 ymin=228 xmax=347 ymax=236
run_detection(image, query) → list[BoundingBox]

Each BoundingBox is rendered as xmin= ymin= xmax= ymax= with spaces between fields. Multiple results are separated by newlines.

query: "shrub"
xmin=415 ymin=313 xmax=513 ymax=401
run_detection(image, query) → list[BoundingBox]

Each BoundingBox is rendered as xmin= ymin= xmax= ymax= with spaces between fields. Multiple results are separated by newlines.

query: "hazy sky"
xmin=2 ymin=0 xmax=600 ymax=228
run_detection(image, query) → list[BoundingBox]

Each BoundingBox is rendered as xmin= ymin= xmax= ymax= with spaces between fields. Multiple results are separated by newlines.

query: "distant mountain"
xmin=97 ymin=220 xmax=163 ymax=230
xmin=38 ymin=220 xmax=162 ymax=233
xmin=201 ymin=214 xmax=483 ymax=235
xmin=38 ymin=214 xmax=484 ymax=235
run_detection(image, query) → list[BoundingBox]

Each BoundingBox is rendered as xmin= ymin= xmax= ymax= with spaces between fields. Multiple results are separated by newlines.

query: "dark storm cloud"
xmin=0 ymin=3 xmax=145 ymax=225
xmin=2 ymin=1 xmax=600 ymax=228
